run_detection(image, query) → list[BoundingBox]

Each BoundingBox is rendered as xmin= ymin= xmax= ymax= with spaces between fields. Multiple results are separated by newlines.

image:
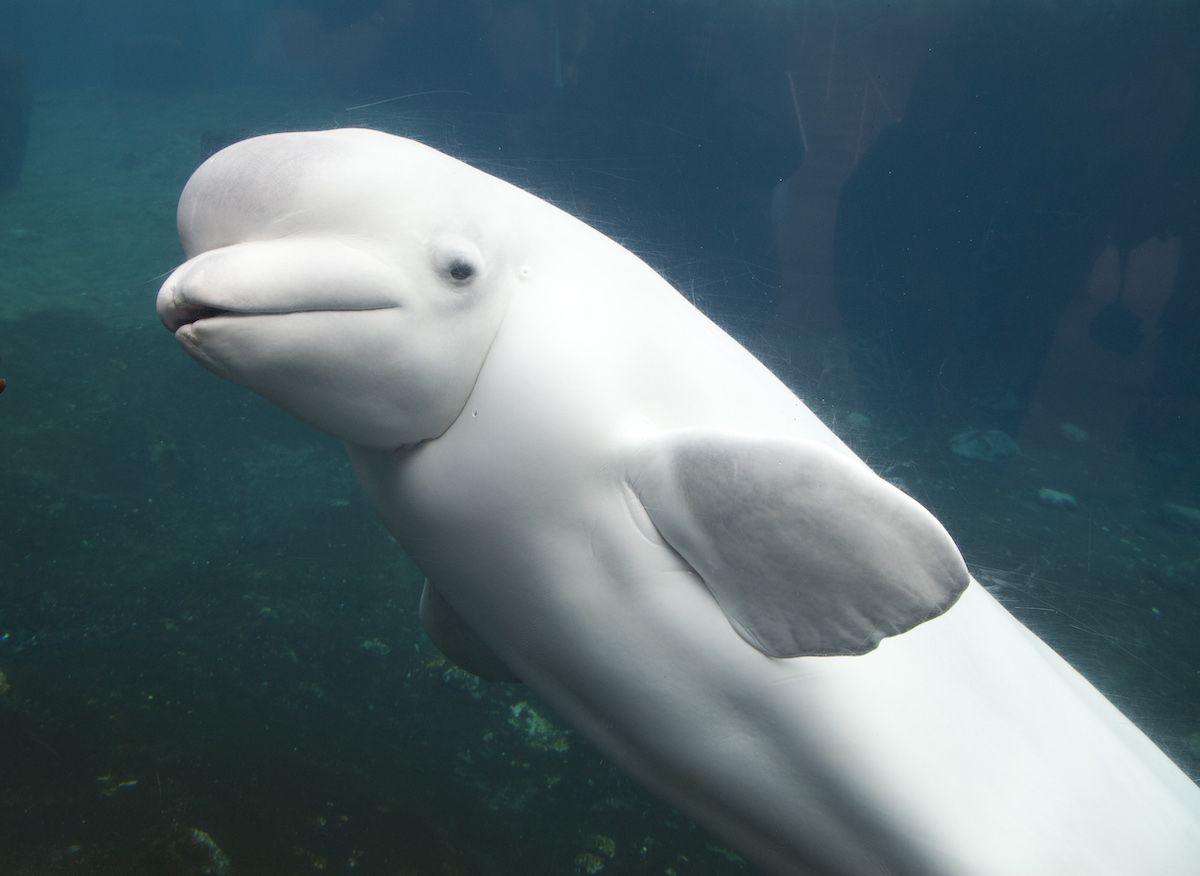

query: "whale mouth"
xmin=161 ymin=299 xmax=398 ymax=334
xmin=165 ymin=302 xmax=230 ymax=332
xmin=157 ymin=287 xmax=239 ymax=333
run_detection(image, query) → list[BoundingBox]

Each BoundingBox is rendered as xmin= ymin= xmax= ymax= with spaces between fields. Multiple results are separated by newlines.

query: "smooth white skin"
xmin=159 ymin=129 xmax=1200 ymax=875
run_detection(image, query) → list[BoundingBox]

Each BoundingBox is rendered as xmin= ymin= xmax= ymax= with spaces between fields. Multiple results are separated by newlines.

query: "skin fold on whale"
xmin=155 ymin=128 xmax=1200 ymax=876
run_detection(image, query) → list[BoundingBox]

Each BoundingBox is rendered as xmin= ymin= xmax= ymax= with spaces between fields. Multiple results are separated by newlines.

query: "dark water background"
xmin=1 ymin=2 xmax=1199 ymax=874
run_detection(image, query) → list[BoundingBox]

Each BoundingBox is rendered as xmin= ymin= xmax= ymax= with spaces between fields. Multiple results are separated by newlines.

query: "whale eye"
xmin=448 ymin=259 xmax=475 ymax=282
xmin=434 ymin=237 xmax=484 ymax=287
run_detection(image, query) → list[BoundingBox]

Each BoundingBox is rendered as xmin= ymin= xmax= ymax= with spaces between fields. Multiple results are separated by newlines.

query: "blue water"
xmin=2 ymin=2 xmax=1198 ymax=874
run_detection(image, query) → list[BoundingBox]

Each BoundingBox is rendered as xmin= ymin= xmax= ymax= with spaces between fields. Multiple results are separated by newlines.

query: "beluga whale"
xmin=156 ymin=128 xmax=1200 ymax=876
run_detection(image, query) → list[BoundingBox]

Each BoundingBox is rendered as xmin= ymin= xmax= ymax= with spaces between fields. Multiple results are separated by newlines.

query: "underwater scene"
xmin=2 ymin=1 xmax=1199 ymax=874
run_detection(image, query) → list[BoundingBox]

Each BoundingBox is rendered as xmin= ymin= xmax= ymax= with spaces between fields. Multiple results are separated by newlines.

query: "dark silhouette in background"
xmin=832 ymin=3 xmax=1199 ymax=456
xmin=554 ymin=1 xmax=804 ymax=318
xmin=0 ymin=50 xmax=30 ymax=193
xmin=242 ymin=0 xmax=1200 ymax=459
xmin=7 ymin=0 xmax=1199 ymax=449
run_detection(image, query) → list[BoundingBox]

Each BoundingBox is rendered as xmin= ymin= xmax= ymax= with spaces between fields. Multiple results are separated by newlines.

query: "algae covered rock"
xmin=509 ymin=700 xmax=571 ymax=752
xmin=135 ymin=827 xmax=231 ymax=876
xmin=950 ymin=429 xmax=1020 ymax=462
xmin=1037 ymin=488 xmax=1077 ymax=510
xmin=1160 ymin=503 xmax=1200 ymax=534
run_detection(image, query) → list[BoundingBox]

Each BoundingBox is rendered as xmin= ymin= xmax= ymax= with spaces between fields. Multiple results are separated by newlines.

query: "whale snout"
xmin=155 ymin=236 xmax=413 ymax=340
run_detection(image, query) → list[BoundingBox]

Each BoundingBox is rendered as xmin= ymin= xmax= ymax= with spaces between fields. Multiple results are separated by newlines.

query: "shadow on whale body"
xmin=155 ymin=128 xmax=1200 ymax=876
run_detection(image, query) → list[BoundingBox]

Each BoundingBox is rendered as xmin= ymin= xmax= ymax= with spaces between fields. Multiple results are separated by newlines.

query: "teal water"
xmin=2 ymin=3 xmax=1199 ymax=874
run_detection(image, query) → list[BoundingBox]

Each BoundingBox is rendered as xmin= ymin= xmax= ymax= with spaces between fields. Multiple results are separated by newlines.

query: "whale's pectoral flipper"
xmin=419 ymin=580 xmax=521 ymax=682
xmin=630 ymin=431 xmax=970 ymax=657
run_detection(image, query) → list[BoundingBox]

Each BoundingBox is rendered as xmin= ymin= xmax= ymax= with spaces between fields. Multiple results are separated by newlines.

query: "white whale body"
xmin=156 ymin=128 xmax=1200 ymax=875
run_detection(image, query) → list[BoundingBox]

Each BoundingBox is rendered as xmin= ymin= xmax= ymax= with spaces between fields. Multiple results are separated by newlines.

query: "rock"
xmin=1059 ymin=423 xmax=1088 ymax=442
xmin=1037 ymin=488 xmax=1077 ymax=510
xmin=136 ymin=827 xmax=230 ymax=876
xmin=183 ymin=828 xmax=230 ymax=875
xmin=1157 ymin=558 xmax=1199 ymax=591
xmin=950 ymin=429 xmax=1020 ymax=462
xmin=573 ymin=834 xmax=618 ymax=875
xmin=574 ymin=851 xmax=606 ymax=874
xmin=441 ymin=665 xmax=482 ymax=698
xmin=360 ymin=637 xmax=392 ymax=656
xmin=509 ymin=700 xmax=571 ymax=752
xmin=1160 ymin=503 xmax=1200 ymax=534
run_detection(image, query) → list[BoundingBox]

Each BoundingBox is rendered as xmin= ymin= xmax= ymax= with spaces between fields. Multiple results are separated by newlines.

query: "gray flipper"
xmin=630 ymin=431 xmax=969 ymax=657
xmin=419 ymin=580 xmax=521 ymax=682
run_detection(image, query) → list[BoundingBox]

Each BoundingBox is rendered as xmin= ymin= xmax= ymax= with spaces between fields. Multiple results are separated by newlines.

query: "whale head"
xmin=156 ymin=129 xmax=528 ymax=450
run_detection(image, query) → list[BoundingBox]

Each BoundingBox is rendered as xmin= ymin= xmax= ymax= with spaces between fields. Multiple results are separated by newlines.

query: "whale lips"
xmin=157 ymin=296 xmax=400 ymax=334
xmin=161 ymin=301 xmax=229 ymax=332
xmin=156 ymin=282 xmax=232 ymax=333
